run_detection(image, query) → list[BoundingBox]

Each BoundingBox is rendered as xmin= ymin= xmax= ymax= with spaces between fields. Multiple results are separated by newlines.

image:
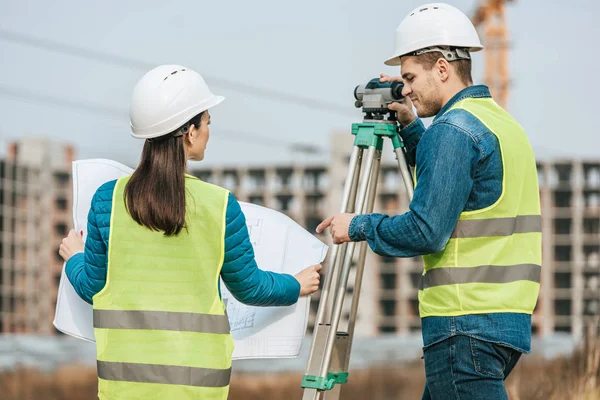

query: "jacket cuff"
xmin=65 ymin=252 xmax=84 ymax=272
xmin=288 ymin=274 xmax=301 ymax=303
xmin=399 ymin=118 xmax=424 ymax=146
xmin=349 ymin=215 xmax=369 ymax=242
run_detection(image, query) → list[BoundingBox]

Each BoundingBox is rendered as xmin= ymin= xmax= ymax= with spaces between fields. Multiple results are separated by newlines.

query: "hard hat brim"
xmin=130 ymin=94 xmax=225 ymax=139
xmin=384 ymin=55 xmax=403 ymax=67
xmin=383 ymin=45 xmax=483 ymax=67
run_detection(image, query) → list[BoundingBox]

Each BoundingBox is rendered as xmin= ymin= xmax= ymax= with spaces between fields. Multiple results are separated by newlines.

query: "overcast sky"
xmin=1 ymin=0 xmax=598 ymax=168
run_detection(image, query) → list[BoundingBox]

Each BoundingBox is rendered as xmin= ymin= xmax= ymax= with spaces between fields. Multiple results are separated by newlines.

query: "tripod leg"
xmin=394 ymin=147 xmax=414 ymax=201
xmin=345 ymin=148 xmax=381 ymax=357
xmin=327 ymin=152 xmax=362 ymax=322
xmin=302 ymin=146 xmax=378 ymax=400
xmin=302 ymin=146 xmax=363 ymax=400
xmin=319 ymin=146 xmax=378 ymax=377
xmin=311 ymin=147 xmax=362 ymax=330
xmin=326 ymin=149 xmax=383 ymax=400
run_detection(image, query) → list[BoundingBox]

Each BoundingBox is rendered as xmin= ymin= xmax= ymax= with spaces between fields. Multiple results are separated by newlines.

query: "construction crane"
xmin=471 ymin=0 xmax=514 ymax=109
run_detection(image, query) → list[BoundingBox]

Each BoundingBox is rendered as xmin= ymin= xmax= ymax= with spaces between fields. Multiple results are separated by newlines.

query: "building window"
xmin=275 ymin=195 xmax=293 ymax=211
xmin=554 ymin=219 xmax=571 ymax=235
xmin=555 ymin=325 xmax=571 ymax=334
xmin=56 ymin=197 xmax=68 ymax=210
xmin=554 ymin=164 xmax=572 ymax=185
xmin=55 ymin=223 xmax=68 ymax=236
xmin=378 ymin=325 xmax=396 ymax=334
xmin=584 ymin=300 xmax=599 ymax=316
xmin=248 ymin=196 xmax=264 ymax=206
xmin=305 ymin=217 xmax=322 ymax=233
xmin=583 ymin=218 xmax=600 ymax=234
xmin=554 ymin=246 xmax=572 ymax=262
xmin=584 ymin=245 xmax=600 ymax=262
xmin=409 ymin=272 xmax=422 ymax=289
xmin=381 ymin=256 xmax=396 ymax=265
xmin=246 ymin=170 xmax=266 ymax=192
xmin=380 ymin=273 xmax=396 ymax=290
xmin=380 ymin=300 xmax=396 ymax=316
xmin=584 ymin=272 xmax=599 ymax=292
xmin=222 ymin=171 xmax=239 ymax=190
xmin=275 ymin=169 xmax=293 ymax=190
xmin=554 ymin=273 xmax=572 ymax=289
xmin=54 ymin=172 xmax=70 ymax=185
xmin=553 ymin=191 xmax=572 ymax=208
xmin=584 ymin=165 xmax=600 ymax=188
xmin=554 ymin=299 xmax=572 ymax=316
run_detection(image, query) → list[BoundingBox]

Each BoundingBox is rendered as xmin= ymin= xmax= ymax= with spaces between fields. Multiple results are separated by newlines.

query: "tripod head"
xmin=354 ymin=78 xmax=404 ymax=122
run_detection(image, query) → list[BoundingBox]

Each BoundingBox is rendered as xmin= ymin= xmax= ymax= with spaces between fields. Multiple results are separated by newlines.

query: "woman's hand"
xmin=294 ymin=264 xmax=322 ymax=296
xmin=59 ymin=229 xmax=84 ymax=261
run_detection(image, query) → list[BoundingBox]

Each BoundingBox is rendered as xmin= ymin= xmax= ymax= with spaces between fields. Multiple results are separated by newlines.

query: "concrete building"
xmin=0 ymin=140 xmax=74 ymax=334
xmin=537 ymin=160 xmax=600 ymax=338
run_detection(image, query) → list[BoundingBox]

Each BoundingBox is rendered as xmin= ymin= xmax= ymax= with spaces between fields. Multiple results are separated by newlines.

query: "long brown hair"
xmin=124 ymin=112 xmax=203 ymax=236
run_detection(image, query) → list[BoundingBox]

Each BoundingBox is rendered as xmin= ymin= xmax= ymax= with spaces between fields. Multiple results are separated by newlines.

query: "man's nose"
xmin=401 ymin=85 xmax=411 ymax=98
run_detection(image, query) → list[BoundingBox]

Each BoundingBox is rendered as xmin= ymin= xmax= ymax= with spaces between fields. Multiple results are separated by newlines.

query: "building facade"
xmin=0 ymin=136 xmax=597 ymax=339
xmin=0 ymin=140 xmax=74 ymax=334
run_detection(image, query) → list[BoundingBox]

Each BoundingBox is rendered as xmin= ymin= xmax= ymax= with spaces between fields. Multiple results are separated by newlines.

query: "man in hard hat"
xmin=317 ymin=3 xmax=541 ymax=399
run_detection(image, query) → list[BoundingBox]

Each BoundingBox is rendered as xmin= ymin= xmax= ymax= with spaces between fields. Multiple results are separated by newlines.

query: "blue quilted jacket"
xmin=65 ymin=179 xmax=301 ymax=306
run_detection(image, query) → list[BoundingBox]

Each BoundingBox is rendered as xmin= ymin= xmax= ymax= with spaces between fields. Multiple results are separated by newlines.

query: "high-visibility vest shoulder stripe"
xmin=92 ymin=175 xmax=234 ymax=400
xmin=417 ymin=97 xmax=542 ymax=318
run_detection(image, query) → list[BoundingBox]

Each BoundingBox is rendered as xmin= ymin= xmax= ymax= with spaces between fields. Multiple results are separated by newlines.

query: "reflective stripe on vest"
xmin=93 ymin=175 xmax=233 ymax=400
xmin=417 ymin=97 xmax=542 ymax=318
xmin=97 ymin=361 xmax=232 ymax=388
xmin=419 ymin=264 xmax=541 ymax=290
xmin=94 ymin=309 xmax=231 ymax=333
xmin=451 ymin=215 xmax=541 ymax=238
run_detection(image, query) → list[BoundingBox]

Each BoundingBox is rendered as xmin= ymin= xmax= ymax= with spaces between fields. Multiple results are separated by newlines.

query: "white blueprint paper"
xmin=53 ymin=159 xmax=328 ymax=359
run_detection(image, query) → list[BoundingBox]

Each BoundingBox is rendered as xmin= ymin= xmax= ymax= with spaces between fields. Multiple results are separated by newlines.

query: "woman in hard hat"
xmin=58 ymin=64 xmax=322 ymax=400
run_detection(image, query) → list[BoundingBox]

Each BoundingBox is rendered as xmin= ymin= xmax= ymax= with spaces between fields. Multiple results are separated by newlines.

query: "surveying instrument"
xmin=301 ymin=78 xmax=415 ymax=399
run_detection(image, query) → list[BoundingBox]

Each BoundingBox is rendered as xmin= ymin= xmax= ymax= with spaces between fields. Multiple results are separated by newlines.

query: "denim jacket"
xmin=349 ymin=85 xmax=532 ymax=353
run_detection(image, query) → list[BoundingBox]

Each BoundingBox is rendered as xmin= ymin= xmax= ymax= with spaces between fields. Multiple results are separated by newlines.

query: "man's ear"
xmin=436 ymin=58 xmax=450 ymax=83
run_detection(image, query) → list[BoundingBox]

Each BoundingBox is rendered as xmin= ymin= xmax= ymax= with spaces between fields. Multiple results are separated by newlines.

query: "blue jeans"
xmin=422 ymin=335 xmax=521 ymax=400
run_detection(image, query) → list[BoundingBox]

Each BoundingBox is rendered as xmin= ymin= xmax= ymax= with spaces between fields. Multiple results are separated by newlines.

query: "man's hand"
xmin=316 ymin=213 xmax=356 ymax=245
xmin=379 ymin=73 xmax=416 ymax=126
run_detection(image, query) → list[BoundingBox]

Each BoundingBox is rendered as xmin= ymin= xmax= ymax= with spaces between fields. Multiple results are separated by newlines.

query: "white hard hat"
xmin=129 ymin=65 xmax=224 ymax=139
xmin=384 ymin=3 xmax=483 ymax=66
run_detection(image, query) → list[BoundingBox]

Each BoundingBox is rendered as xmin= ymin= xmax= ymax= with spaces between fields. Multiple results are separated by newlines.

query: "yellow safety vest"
xmin=92 ymin=175 xmax=233 ymax=400
xmin=417 ymin=97 xmax=542 ymax=318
